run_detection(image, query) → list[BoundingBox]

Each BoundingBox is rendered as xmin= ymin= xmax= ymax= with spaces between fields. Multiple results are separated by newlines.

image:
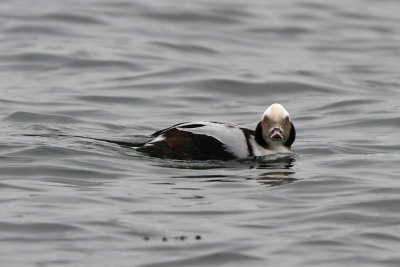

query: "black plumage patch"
xmin=151 ymin=122 xmax=188 ymax=137
xmin=137 ymin=128 xmax=235 ymax=161
xmin=284 ymin=122 xmax=296 ymax=148
xmin=150 ymin=122 xmax=207 ymax=137
xmin=179 ymin=123 xmax=206 ymax=129
xmin=240 ymin=127 xmax=255 ymax=156
xmin=254 ymin=122 xmax=268 ymax=148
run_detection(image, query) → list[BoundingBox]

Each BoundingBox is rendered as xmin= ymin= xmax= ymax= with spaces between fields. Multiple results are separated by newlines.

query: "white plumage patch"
xmin=176 ymin=121 xmax=250 ymax=158
xmin=248 ymin=136 xmax=290 ymax=156
xmin=147 ymin=134 xmax=165 ymax=144
xmin=262 ymin=103 xmax=290 ymax=121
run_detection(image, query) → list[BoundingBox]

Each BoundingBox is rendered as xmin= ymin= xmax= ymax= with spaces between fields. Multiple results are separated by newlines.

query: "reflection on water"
xmin=253 ymin=153 xmax=295 ymax=169
xmin=251 ymin=154 xmax=297 ymax=186
xmin=160 ymin=154 xmax=297 ymax=187
xmin=254 ymin=171 xmax=297 ymax=186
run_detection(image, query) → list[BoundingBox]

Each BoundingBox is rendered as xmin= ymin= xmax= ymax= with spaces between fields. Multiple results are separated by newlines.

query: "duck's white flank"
xmin=176 ymin=121 xmax=249 ymax=158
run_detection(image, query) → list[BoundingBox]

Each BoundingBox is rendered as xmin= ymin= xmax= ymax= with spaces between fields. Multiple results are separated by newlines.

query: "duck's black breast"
xmin=137 ymin=122 xmax=248 ymax=160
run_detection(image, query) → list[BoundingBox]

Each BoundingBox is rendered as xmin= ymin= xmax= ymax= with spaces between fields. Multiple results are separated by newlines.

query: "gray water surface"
xmin=1 ymin=0 xmax=400 ymax=266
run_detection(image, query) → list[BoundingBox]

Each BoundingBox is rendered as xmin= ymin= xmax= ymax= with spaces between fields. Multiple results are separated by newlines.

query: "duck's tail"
xmin=23 ymin=134 xmax=146 ymax=148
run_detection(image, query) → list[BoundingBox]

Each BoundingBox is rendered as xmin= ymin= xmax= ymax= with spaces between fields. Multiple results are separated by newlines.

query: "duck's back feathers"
xmin=138 ymin=122 xmax=241 ymax=160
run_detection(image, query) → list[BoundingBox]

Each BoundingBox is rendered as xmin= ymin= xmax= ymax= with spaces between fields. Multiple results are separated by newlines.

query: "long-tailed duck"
xmin=136 ymin=103 xmax=295 ymax=160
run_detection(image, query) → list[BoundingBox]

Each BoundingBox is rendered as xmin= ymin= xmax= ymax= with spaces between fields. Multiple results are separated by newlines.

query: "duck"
xmin=136 ymin=103 xmax=295 ymax=160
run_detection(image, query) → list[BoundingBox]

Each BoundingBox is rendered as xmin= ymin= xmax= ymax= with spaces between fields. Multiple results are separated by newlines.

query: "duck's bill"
xmin=269 ymin=128 xmax=283 ymax=141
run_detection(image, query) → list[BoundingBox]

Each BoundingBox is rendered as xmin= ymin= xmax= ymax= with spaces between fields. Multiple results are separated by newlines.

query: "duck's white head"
xmin=256 ymin=103 xmax=295 ymax=149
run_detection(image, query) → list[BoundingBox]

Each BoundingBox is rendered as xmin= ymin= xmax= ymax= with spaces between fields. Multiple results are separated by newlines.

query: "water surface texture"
xmin=1 ymin=0 xmax=400 ymax=266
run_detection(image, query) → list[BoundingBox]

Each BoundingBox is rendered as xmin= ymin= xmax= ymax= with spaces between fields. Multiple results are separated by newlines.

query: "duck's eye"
xmin=264 ymin=119 xmax=269 ymax=125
